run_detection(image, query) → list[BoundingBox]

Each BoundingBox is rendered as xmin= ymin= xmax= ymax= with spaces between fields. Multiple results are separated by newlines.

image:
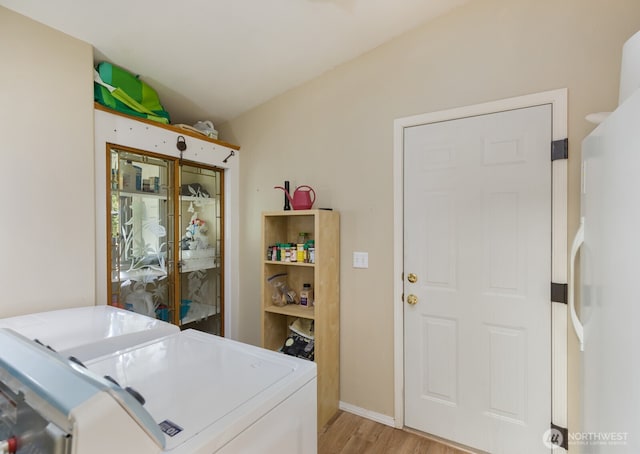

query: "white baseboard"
xmin=338 ymin=401 xmax=397 ymax=428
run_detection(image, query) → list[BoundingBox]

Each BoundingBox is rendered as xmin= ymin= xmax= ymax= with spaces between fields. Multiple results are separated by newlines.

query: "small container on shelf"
xmin=296 ymin=244 xmax=305 ymax=262
xmin=282 ymin=243 xmax=292 ymax=262
xmin=300 ymin=283 xmax=314 ymax=307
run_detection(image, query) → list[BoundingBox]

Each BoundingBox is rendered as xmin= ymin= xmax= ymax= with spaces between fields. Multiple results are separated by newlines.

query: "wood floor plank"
xmin=318 ymin=411 xmax=471 ymax=454
xmin=318 ymin=411 xmax=359 ymax=454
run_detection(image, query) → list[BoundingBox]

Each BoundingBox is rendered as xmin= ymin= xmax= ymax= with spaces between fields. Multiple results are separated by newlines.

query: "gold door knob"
xmin=407 ymin=294 xmax=418 ymax=305
xmin=407 ymin=273 xmax=418 ymax=283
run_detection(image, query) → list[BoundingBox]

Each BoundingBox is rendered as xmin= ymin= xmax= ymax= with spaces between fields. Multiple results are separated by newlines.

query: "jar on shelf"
xmin=306 ymin=240 xmax=315 ymax=263
xmin=280 ymin=243 xmax=293 ymax=262
xmin=300 ymin=283 xmax=314 ymax=307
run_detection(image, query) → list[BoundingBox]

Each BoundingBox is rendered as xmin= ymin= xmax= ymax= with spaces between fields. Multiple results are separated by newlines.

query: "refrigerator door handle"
xmin=569 ymin=217 xmax=585 ymax=351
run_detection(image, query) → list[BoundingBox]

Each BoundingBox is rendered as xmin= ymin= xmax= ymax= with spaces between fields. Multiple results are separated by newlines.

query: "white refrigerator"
xmin=573 ymin=31 xmax=640 ymax=453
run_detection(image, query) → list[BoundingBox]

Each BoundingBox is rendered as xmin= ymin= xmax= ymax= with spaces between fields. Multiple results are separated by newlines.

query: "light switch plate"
xmin=353 ymin=252 xmax=368 ymax=269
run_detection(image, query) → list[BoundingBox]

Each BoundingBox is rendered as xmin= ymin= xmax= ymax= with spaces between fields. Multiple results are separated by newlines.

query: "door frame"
xmin=392 ymin=89 xmax=568 ymax=438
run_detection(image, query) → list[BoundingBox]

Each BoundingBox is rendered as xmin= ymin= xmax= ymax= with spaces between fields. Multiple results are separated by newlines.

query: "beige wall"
xmin=221 ymin=0 xmax=640 ymax=424
xmin=0 ymin=7 xmax=94 ymax=317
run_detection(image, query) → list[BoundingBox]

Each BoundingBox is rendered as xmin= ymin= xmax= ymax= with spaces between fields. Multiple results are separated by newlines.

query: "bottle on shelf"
xmin=300 ymin=283 xmax=314 ymax=307
xmin=307 ymin=240 xmax=315 ymax=263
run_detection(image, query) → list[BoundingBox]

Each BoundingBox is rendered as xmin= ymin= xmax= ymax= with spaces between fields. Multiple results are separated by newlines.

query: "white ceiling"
xmin=2 ymin=0 xmax=471 ymax=125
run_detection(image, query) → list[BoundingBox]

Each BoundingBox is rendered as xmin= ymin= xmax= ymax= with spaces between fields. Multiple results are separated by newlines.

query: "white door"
xmin=403 ymin=105 xmax=551 ymax=453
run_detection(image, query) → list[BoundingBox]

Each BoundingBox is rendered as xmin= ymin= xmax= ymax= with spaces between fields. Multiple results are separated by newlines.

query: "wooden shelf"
xmin=264 ymin=304 xmax=315 ymax=320
xmin=261 ymin=209 xmax=340 ymax=431
xmin=264 ymin=260 xmax=314 ymax=267
xmin=94 ymin=102 xmax=240 ymax=150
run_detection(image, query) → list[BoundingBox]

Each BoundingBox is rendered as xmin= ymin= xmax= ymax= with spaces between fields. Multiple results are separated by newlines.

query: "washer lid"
xmin=86 ymin=329 xmax=316 ymax=450
xmin=0 ymin=306 xmax=178 ymax=360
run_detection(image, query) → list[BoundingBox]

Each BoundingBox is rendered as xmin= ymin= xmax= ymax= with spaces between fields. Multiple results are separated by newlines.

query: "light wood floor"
xmin=318 ymin=411 xmax=473 ymax=454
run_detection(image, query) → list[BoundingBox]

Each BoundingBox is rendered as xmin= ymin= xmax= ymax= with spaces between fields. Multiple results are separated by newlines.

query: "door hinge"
xmin=551 ymin=138 xmax=568 ymax=161
xmin=549 ymin=422 xmax=569 ymax=450
xmin=551 ymin=282 xmax=568 ymax=304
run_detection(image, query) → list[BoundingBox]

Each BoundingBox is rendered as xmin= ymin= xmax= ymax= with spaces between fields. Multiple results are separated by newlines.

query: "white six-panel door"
xmin=403 ymin=105 xmax=551 ymax=453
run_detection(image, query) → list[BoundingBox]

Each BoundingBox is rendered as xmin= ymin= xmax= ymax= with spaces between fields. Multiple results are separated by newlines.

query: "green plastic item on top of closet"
xmin=94 ymin=62 xmax=171 ymax=124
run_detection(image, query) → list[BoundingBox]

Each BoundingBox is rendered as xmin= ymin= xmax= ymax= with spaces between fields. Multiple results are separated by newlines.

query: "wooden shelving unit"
xmin=261 ymin=210 xmax=340 ymax=430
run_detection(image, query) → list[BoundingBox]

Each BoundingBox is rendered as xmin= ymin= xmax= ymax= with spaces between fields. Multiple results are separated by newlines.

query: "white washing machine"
xmin=0 ymin=328 xmax=317 ymax=453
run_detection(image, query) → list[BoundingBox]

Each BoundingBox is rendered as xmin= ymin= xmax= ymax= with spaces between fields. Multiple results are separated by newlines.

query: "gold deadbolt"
xmin=407 ymin=294 xmax=418 ymax=305
xmin=407 ymin=273 xmax=418 ymax=283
